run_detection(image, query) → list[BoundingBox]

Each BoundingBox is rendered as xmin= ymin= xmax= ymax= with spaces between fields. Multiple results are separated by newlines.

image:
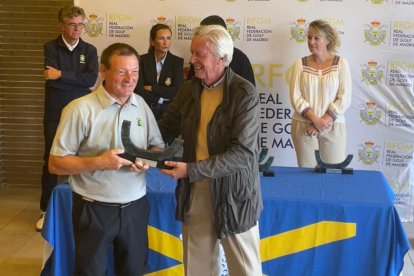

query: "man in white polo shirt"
xmin=49 ymin=43 xmax=164 ymax=275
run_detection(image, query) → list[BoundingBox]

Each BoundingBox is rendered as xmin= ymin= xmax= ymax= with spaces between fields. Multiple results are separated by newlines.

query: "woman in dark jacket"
xmin=134 ymin=23 xmax=184 ymax=120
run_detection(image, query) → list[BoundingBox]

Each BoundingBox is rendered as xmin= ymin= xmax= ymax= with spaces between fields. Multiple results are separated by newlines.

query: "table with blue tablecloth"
xmin=41 ymin=167 xmax=410 ymax=276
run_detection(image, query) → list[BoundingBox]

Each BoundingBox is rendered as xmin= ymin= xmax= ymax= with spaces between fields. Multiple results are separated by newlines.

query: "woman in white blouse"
xmin=289 ymin=20 xmax=352 ymax=167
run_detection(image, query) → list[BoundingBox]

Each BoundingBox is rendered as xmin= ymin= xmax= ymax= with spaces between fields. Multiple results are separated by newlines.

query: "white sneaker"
xmin=36 ymin=212 xmax=46 ymax=232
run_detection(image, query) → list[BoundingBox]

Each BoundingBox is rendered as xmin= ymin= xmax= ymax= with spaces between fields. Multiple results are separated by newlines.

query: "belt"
xmin=76 ymin=193 xmax=135 ymax=208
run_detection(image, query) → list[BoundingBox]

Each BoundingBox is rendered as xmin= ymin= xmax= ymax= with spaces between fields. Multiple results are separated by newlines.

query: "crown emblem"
xmin=225 ymin=18 xmax=235 ymax=24
xmin=157 ymin=16 xmax=166 ymax=24
xmin=364 ymin=141 xmax=374 ymax=147
xmin=297 ymin=18 xmax=306 ymax=24
xmin=370 ymin=21 xmax=381 ymax=27
xmin=368 ymin=61 xmax=378 ymax=67
xmin=89 ymin=14 xmax=98 ymax=20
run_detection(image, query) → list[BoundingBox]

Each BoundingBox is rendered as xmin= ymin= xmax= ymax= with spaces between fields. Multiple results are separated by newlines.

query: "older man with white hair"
xmin=158 ymin=25 xmax=263 ymax=276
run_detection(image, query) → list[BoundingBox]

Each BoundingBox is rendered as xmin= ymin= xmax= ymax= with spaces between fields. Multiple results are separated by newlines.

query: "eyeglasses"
xmin=65 ymin=23 xmax=85 ymax=28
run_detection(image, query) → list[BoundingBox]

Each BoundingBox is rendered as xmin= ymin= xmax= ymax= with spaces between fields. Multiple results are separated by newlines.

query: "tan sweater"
xmin=196 ymin=86 xmax=223 ymax=161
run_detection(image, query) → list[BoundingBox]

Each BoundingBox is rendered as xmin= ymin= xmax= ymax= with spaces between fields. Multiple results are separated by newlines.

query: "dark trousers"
xmin=40 ymin=120 xmax=59 ymax=211
xmin=72 ymin=193 xmax=150 ymax=276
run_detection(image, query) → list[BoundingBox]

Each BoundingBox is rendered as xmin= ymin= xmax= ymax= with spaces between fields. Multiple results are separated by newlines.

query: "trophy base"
xmin=262 ymin=169 xmax=275 ymax=177
xmin=117 ymin=153 xmax=174 ymax=169
xmin=315 ymin=166 xmax=353 ymax=174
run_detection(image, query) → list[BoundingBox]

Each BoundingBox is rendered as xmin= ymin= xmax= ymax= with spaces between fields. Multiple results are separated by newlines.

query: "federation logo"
xmin=79 ymin=54 xmax=85 ymax=64
xmin=363 ymin=21 xmax=386 ymax=46
xmin=360 ymin=60 xmax=384 ymax=85
xmin=290 ymin=18 xmax=308 ymax=43
xmin=151 ymin=16 xmax=174 ymax=29
xmin=225 ymin=17 xmax=241 ymax=41
xmin=358 ymin=141 xmax=381 ymax=165
xmin=389 ymin=180 xmax=409 ymax=192
xmin=137 ymin=118 xmax=144 ymax=126
xmin=84 ymin=14 xmax=104 ymax=38
xmin=360 ymin=102 xmax=381 ymax=126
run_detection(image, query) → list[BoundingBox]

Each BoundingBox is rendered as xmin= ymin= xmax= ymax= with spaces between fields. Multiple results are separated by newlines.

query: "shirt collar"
xmin=202 ymin=72 xmax=225 ymax=90
xmin=155 ymin=53 xmax=167 ymax=65
xmin=61 ymin=34 xmax=79 ymax=51
xmin=96 ymin=82 xmax=138 ymax=109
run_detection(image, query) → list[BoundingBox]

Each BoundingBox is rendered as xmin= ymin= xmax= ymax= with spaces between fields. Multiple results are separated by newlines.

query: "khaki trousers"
xmin=182 ymin=181 xmax=262 ymax=276
xmin=291 ymin=120 xmax=347 ymax=168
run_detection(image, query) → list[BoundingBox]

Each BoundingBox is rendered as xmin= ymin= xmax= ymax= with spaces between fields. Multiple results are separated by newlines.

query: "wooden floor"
xmin=0 ymin=186 xmax=43 ymax=276
xmin=0 ymin=185 xmax=413 ymax=275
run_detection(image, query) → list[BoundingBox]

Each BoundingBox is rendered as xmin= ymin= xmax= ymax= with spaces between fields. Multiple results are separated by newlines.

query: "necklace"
xmin=313 ymin=56 xmax=324 ymax=67
xmin=312 ymin=55 xmax=330 ymax=69
xmin=315 ymin=61 xmax=323 ymax=68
